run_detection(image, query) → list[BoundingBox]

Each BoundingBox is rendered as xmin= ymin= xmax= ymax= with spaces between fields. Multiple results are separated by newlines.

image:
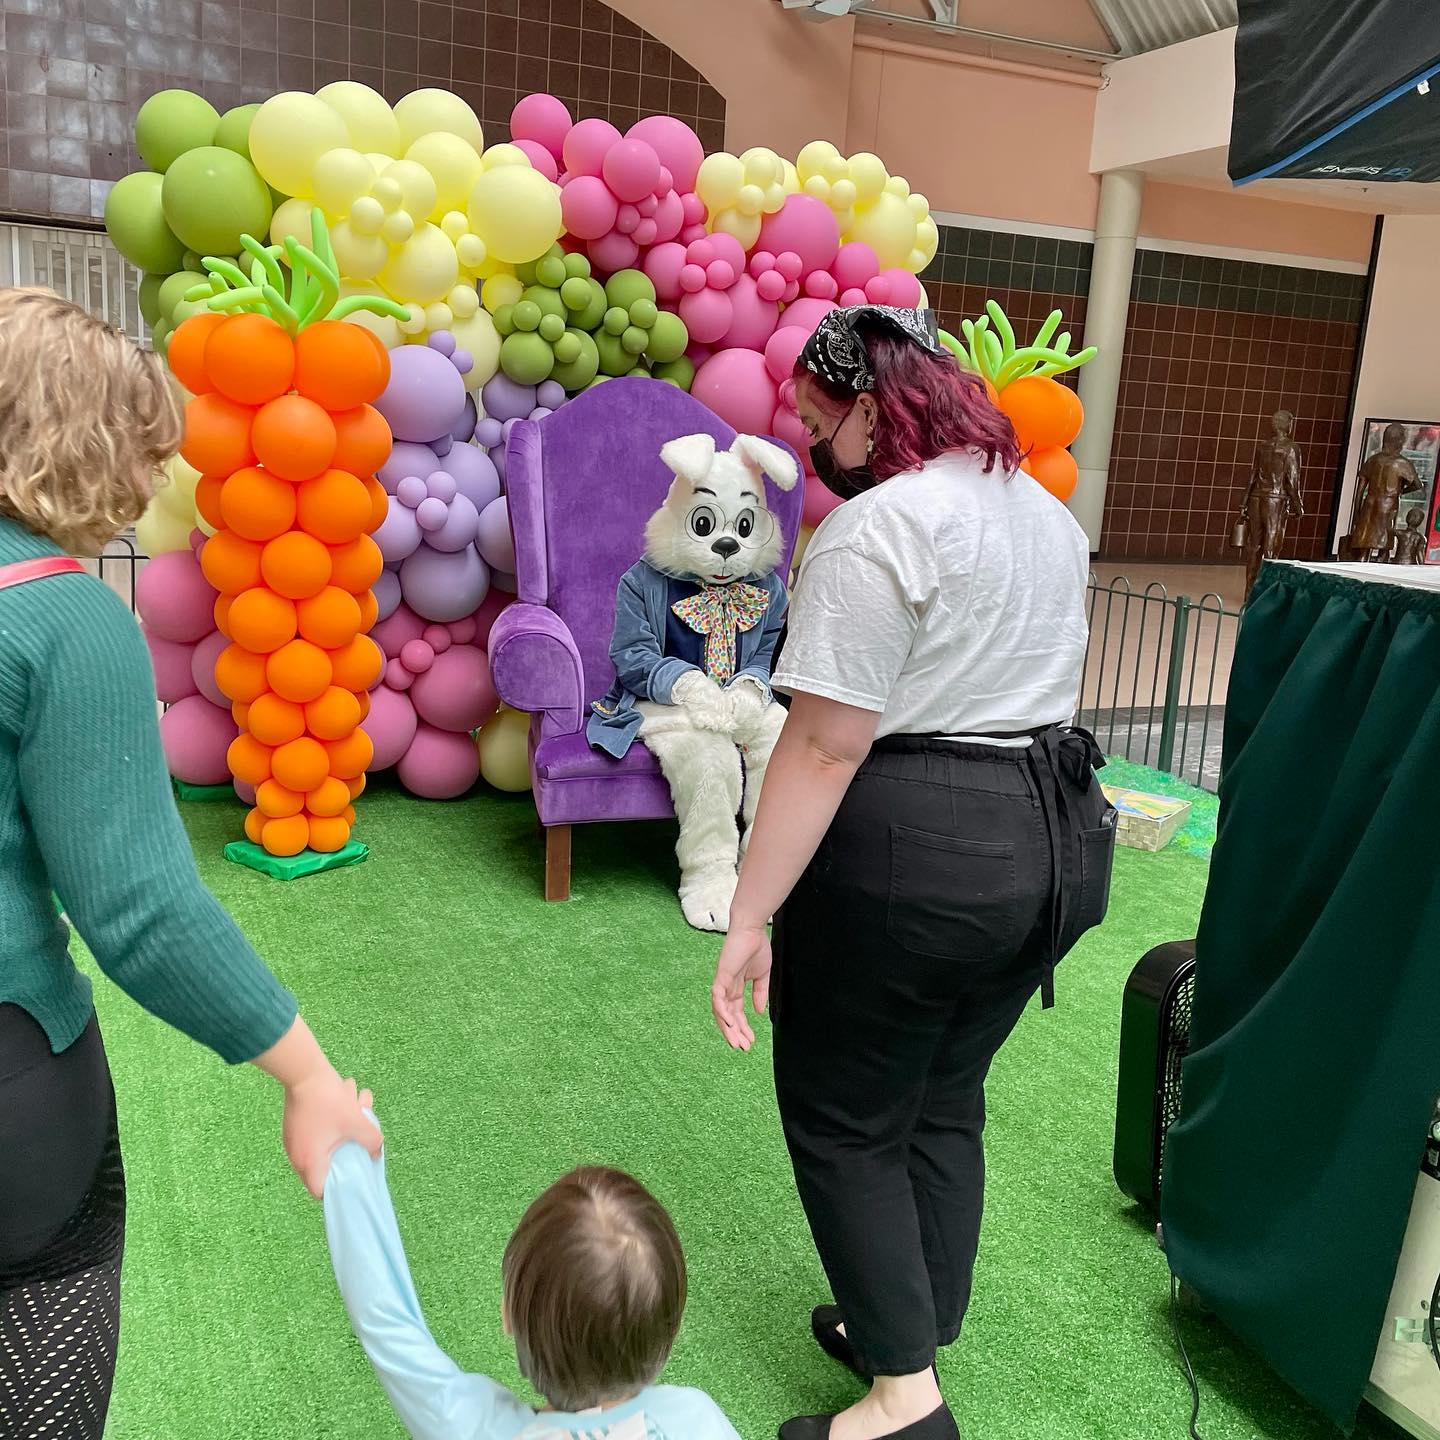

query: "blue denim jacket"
xmin=586 ymin=559 xmax=788 ymax=759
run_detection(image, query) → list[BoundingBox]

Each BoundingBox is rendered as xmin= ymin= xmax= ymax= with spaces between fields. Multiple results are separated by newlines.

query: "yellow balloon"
xmin=467 ymin=166 xmax=563 ymax=265
xmin=740 ymin=147 xmax=785 ymax=188
xmin=911 ymin=215 xmax=939 ymax=272
xmin=365 ymin=151 xmax=396 ymax=175
xmin=156 ymin=453 xmax=200 ymax=518
xmin=380 ymin=160 xmax=438 ymax=228
xmin=136 ymin=499 xmax=195 ymax=556
xmin=796 ymin=139 xmax=842 ymax=185
xmin=781 ymin=158 xmax=801 ymax=194
xmin=696 ymin=152 xmax=744 ymax=212
xmin=393 ymin=89 xmax=484 ymax=154
xmin=481 ymin=273 xmax=524 ymax=312
xmin=477 ymin=707 xmax=532 ymax=793
xmin=847 ymin=190 xmax=917 ymax=270
xmin=789 ymin=524 xmax=815 ymax=587
xmin=848 ymin=151 xmax=889 ymax=205
xmin=379 ymin=222 xmax=459 ymax=305
xmin=249 ymin=91 xmax=348 ymax=199
xmin=270 ymin=196 xmax=315 ymax=249
xmin=710 ymin=208 xmax=762 ymax=251
xmin=479 ymin=143 xmax=530 ymax=170
xmin=404 ymin=133 xmax=483 ymax=221
xmin=316 ymin=81 xmax=401 ymax=156
xmin=337 ymin=282 xmax=405 ymax=349
xmin=313 ymin=147 xmax=376 ymax=218
xmin=449 ymin=309 xmax=500 ymax=392
xmin=330 ymin=218 xmax=389 ymax=280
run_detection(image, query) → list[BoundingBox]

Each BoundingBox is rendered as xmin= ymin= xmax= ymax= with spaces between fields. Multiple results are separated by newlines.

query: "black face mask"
xmin=810 ymin=400 xmax=875 ymax=500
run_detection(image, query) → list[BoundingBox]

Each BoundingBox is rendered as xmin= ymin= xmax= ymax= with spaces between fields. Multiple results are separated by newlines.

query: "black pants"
xmin=0 ymin=1005 xmax=126 ymax=1440
xmin=771 ymin=735 xmax=1111 ymax=1377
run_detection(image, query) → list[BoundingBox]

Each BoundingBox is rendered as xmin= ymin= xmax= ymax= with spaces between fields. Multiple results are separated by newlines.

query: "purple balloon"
xmin=475 ymin=496 xmax=515 ymax=573
xmin=536 ymin=380 xmax=565 ymax=409
xmin=492 ymin=570 xmax=518 ymax=595
xmin=190 ymin=628 xmax=230 ymax=708
xmin=378 ymin=440 xmax=441 ymax=494
xmin=375 ymin=498 xmax=423 ymax=561
xmin=428 ymin=472 xmax=456 ymax=503
xmin=473 ymin=417 xmax=504 ymax=449
xmin=375 ymin=345 xmax=468 ymax=444
xmin=362 ymin=685 xmax=419 ymax=771
xmin=481 ymin=372 xmax=537 ymax=424
xmin=432 ymin=434 xmax=454 ymax=457
xmin=443 ymin=442 xmax=501 ymax=514
xmin=428 ymin=331 xmax=457 ymax=357
xmin=452 ymin=394 xmax=477 ymax=443
xmin=396 ymin=476 xmax=428 ymax=509
xmin=416 ymin=497 xmax=449 ymax=532
xmin=374 ymin=566 xmax=402 ymax=622
xmin=399 ymin=544 xmax=491 ymax=623
xmin=396 ymin=722 xmax=480 ymax=799
xmin=424 ymin=493 xmax=480 ymax=553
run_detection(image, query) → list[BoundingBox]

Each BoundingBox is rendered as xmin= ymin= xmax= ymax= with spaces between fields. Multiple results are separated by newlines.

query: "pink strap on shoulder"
xmin=0 ymin=557 xmax=86 ymax=592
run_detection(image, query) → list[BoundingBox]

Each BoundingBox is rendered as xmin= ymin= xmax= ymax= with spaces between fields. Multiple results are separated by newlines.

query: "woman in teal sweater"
xmin=0 ymin=288 xmax=381 ymax=1439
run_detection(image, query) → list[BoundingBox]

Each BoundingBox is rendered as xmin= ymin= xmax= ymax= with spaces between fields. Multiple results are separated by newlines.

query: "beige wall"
xmin=1336 ymin=216 xmax=1440 ymax=548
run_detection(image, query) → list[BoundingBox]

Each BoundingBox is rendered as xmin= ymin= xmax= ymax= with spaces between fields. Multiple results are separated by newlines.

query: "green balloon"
xmin=149 ymin=314 xmax=173 ymax=355
xmin=493 ymin=304 xmax=516 ymax=337
xmin=535 ymin=253 xmax=567 ymax=289
xmin=568 ymin=278 xmax=608 ymax=331
xmin=646 ymin=310 xmax=689 ymax=365
xmin=500 ymin=332 xmax=555 ymax=386
xmin=628 ymin=297 xmax=658 ymax=329
xmin=512 ymin=299 xmax=542 ymax=333
xmin=105 ymin=171 xmax=185 ymax=274
xmin=514 ymin=258 xmax=541 ymax=287
xmin=626 ymin=365 xmax=650 ymax=378
xmin=551 ymin=331 xmax=600 ymax=391
xmin=583 ymin=374 xmax=614 ymax=391
xmin=162 ymin=147 xmax=272 ymax=257
xmin=136 ymin=89 xmax=219 ymax=173
xmin=171 ymin=295 xmax=208 ymax=328
xmin=621 ymin=325 xmax=649 ymax=356
xmin=652 ymin=357 xmax=696 ymax=390
xmin=595 ymin=330 xmax=634 ymax=377
xmin=157 ymin=268 xmax=204 ymax=322
xmin=522 ymin=285 xmax=566 ymax=322
xmin=213 ymin=103 xmax=261 ymax=161
xmin=563 ymin=251 xmax=592 ymax=281
xmin=602 ymin=306 xmax=628 ymax=337
xmin=538 ymin=313 xmax=565 ymax=343
xmin=604 ymin=269 xmax=655 ymax=310
xmin=553 ymin=331 xmax=582 ymax=365
xmin=138 ymin=273 xmax=165 ymax=328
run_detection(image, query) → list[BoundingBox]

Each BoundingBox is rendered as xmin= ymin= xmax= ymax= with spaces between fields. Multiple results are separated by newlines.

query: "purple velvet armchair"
xmin=488 ymin=377 xmax=804 ymax=900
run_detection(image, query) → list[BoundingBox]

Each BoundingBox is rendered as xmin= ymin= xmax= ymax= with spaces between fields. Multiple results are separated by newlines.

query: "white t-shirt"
xmin=773 ymin=450 xmax=1090 ymax=740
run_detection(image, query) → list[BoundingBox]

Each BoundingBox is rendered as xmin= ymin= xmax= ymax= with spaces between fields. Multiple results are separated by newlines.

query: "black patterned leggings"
xmin=0 ymin=1007 xmax=125 ymax=1440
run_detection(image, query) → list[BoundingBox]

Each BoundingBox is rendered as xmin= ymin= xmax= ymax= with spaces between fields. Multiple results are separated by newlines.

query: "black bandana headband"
xmin=798 ymin=305 xmax=947 ymax=393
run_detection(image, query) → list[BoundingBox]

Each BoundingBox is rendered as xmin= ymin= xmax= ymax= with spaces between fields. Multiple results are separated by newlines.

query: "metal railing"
xmin=83 ymin=532 xmax=146 ymax=614
xmin=1 ymin=223 xmax=149 ymax=345
xmin=1076 ymin=575 xmax=1241 ymax=792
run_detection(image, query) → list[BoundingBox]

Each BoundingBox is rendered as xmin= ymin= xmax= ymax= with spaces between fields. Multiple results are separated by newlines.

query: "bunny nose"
xmin=711 ymin=537 xmax=740 ymax=559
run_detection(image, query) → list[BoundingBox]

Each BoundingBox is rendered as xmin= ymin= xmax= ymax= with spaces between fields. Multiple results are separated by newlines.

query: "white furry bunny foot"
xmin=680 ymin=869 xmax=738 ymax=933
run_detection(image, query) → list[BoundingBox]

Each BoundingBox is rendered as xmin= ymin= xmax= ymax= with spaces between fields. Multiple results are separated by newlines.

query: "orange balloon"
xmin=346 ymin=774 xmax=367 ymax=801
xmin=325 ymin=728 xmax=373 ymax=780
xmin=227 ymin=733 xmax=274 ymax=786
xmin=1000 ymin=376 xmax=1084 ymax=453
xmin=213 ymin=643 xmax=269 ymax=703
xmin=294 ymin=321 xmax=389 ymax=410
xmin=232 ymin=701 xmax=250 ymax=728
xmin=262 ymin=814 xmax=309 ymax=857
xmin=306 ymin=775 xmax=351 ymax=818
xmin=252 ymin=395 xmax=338 ymax=482
xmin=272 ymin=736 xmax=330 ymax=793
xmin=343 ymin=804 xmax=357 ymax=826
xmin=181 ymin=392 xmax=255 ymax=477
xmin=200 ymin=529 xmax=262 ymax=595
xmin=304 ymin=685 xmax=362 ymax=741
xmin=328 ymin=633 xmax=383 ymax=692
xmin=220 ymin=466 xmax=298 ymax=543
xmin=355 ymin=691 xmax=371 ymax=722
xmin=256 ymin=778 xmax=304 ymax=819
xmin=307 ymin=814 xmax=351 ymax=853
xmin=244 ymin=806 xmax=266 ymax=845
xmin=167 ymin=313 xmax=225 ymax=395
xmin=364 ymin=477 xmax=389 ymax=534
xmin=267 ymin=638 xmax=333 ymax=703
xmin=356 ymin=589 xmax=379 ymax=633
xmin=214 ymin=594 xmax=234 ymax=637
xmin=296 ymin=586 xmax=362 ymax=649
xmin=227 ymin=587 xmax=298 ymax=654
xmin=1021 ymin=445 xmax=1079 ymax=503
xmin=327 ymin=534 xmax=383 ymax=595
xmin=297 ymin=469 xmax=372 ymax=546
xmin=205 ymin=314 xmax=296 ymax=406
xmin=248 ymin=692 xmax=306 ymax=747
xmin=332 ymin=405 xmax=393 ymax=478
xmin=261 ymin=531 xmax=332 ymax=601
xmin=195 ymin=474 xmax=226 ymax=530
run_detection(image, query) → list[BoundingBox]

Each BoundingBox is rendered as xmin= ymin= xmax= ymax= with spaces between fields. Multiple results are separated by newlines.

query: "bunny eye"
xmin=688 ymin=505 xmax=719 ymax=539
xmin=736 ymin=510 xmax=756 ymax=540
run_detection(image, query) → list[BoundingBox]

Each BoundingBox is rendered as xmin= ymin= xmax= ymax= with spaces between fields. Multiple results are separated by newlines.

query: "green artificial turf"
xmin=86 ymin=783 xmax=1393 ymax=1440
xmin=1098 ymin=756 xmax=1221 ymax=859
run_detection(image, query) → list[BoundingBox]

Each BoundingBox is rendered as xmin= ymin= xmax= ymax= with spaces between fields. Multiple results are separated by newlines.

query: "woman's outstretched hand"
xmin=284 ymin=1072 xmax=381 ymax=1199
xmin=711 ymin=923 xmax=773 ymax=1052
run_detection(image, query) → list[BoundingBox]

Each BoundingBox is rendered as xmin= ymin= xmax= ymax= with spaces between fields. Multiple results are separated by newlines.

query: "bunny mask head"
xmin=645 ymin=432 xmax=799 ymax=586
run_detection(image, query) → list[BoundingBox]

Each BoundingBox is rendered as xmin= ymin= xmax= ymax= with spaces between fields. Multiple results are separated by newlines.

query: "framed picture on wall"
xmin=1355 ymin=418 xmax=1440 ymax=563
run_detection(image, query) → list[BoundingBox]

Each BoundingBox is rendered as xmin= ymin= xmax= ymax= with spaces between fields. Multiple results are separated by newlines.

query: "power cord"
xmin=1169 ymin=1273 xmax=1207 ymax=1440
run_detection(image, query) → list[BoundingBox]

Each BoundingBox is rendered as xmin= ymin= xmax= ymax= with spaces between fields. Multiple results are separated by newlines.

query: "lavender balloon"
xmin=375 ymin=498 xmax=423 ymax=562
xmin=378 ymin=440 xmax=442 ymax=494
xmin=376 ymin=341 xmax=467 ymax=444
xmin=399 ymin=545 xmax=491 ymax=624
xmin=443 ymin=442 xmax=501 ymax=514
xmin=480 ymin=372 xmax=538 ymax=425
xmin=475 ymin=496 xmax=515 ymax=573
xmin=373 ymin=567 xmax=402 ymax=622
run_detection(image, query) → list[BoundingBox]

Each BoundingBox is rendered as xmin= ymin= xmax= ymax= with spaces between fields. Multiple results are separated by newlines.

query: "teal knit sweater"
xmin=0 ymin=516 xmax=296 ymax=1061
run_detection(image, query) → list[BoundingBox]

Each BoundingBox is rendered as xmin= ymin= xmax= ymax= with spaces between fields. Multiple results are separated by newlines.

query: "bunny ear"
xmin=730 ymin=433 xmax=800 ymax=492
xmin=659 ymin=433 xmax=716 ymax=482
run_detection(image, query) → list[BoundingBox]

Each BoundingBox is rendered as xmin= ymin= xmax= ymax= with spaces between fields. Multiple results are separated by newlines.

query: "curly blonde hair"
xmin=0 ymin=287 xmax=182 ymax=555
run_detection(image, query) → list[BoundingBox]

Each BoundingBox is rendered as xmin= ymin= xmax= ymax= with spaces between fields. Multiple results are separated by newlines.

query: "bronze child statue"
xmin=1236 ymin=410 xmax=1304 ymax=595
xmin=1392 ymin=508 xmax=1428 ymax=565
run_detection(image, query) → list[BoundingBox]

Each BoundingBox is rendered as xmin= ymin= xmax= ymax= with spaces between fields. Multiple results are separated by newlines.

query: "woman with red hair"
xmin=710 ymin=307 xmax=1113 ymax=1440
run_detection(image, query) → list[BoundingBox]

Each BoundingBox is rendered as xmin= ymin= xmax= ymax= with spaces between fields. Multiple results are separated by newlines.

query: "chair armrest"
xmin=488 ymin=604 xmax=585 ymax=735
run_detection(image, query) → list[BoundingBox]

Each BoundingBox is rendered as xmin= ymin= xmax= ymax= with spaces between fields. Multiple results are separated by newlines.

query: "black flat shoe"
xmin=811 ymin=1304 xmax=869 ymax=1379
xmin=778 ymin=1401 xmax=960 ymax=1440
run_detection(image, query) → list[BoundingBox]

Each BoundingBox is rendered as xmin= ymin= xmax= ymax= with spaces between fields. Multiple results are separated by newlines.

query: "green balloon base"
xmin=223 ymin=840 xmax=369 ymax=881
xmin=174 ymin=780 xmax=238 ymax=803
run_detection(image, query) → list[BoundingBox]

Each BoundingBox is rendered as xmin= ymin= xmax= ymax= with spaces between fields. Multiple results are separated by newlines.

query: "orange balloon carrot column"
xmin=169 ymin=211 xmax=407 ymax=877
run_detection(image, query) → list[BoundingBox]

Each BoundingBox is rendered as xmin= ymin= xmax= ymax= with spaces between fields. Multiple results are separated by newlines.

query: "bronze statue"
xmin=1392 ymin=508 xmax=1428 ymax=565
xmin=1349 ymin=422 xmax=1422 ymax=561
xmin=1236 ymin=410 xmax=1304 ymax=594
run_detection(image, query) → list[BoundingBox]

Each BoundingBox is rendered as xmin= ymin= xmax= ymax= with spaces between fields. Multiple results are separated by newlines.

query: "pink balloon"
xmin=562 ymin=174 xmax=619 ymax=241
xmin=396 ymin=722 xmax=480 ymax=799
xmin=756 ymin=269 xmax=787 ymax=303
xmin=627 ymin=115 xmax=704 ymax=193
xmin=146 ymin=632 xmax=199 ymax=704
xmin=562 ymin=117 xmax=621 ymax=178
xmin=588 ymin=230 xmax=640 ymax=273
xmin=691 ymin=349 xmax=778 ymax=435
xmin=758 ymin=195 xmax=840 ymax=278
xmin=878 ymin=268 xmax=922 ymax=307
xmin=136 ymin=549 xmax=218 ymax=644
xmin=160 ymin=695 xmax=237 ymax=786
xmin=511 ymin=93 xmax=573 ymax=161
xmin=777 ymin=296 xmax=836 ymax=338
xmin=643 ymin=241 xmax=688 ymax=300
xmin=804 ymin=271 xmax=839 ymax=300
xmin=803 ymin=475 xmax=845 ymax=528
xmin=769 ymin=401 xmax=810 ymax=456
xmin=234 ymin=779 xmax=256 ymax=804
xmin=472 ymin=589 xmax=512 ymax=649
xmin=839 ymin=286 xmax=869 ymax=307
xmin=650 ymin=189 xmax=684 ymax=245
xmin=372 ymin=601 xmax=427 ymax=661
xmin=832 ymin=240 xmax=880 ymax=291
xmin=764 ymin=325 xmax=810 ymax=384
xmin=603 ymin=138 xmax=661 ymax=204
xmin=512 ymin=139 xmax=559 ymax=183
xmin=679 ymin=288 xmax=734 ymax=346
xmin=410 ymin=644 xmax=499 ymax=733
xmin=363 ymin=684 xmax=419 ymax=771
xmin=190 ymin=628 xmax=230 ymax=707
xmin=719 ymin=273 xmax=780 ymax=351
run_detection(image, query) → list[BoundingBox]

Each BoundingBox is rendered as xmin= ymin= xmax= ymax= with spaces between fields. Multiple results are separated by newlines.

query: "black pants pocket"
xmin=888 ymin=825 xmax=1019 ymax=960
xmin=1059 ymin=813 xmax=1117 ymax=955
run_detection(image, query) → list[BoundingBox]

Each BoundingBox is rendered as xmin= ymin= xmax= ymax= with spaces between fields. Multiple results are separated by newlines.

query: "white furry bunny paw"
xmin=680 ymin=870 xmax=738 ymax=933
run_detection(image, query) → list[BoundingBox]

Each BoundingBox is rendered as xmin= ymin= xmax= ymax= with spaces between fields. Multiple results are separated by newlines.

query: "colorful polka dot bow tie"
xmin=672 ymin=582 xmax=769 ymax=683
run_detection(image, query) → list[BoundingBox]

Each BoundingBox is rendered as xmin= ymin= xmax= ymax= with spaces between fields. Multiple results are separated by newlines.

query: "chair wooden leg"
xmin=544 ymin=824 xmax=572 ymax=902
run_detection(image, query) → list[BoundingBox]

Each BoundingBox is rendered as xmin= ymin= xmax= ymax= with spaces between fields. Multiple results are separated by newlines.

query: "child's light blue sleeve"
xmin=644 ymin=1385 xmax=744 ymax=1440
xmin=323 ymin=1140 xmax=533 ymax=1440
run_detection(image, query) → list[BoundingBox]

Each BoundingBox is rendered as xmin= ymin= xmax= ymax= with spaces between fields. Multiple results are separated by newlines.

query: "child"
xmin=323 ymin=1134 xmax=741 ymax=1439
